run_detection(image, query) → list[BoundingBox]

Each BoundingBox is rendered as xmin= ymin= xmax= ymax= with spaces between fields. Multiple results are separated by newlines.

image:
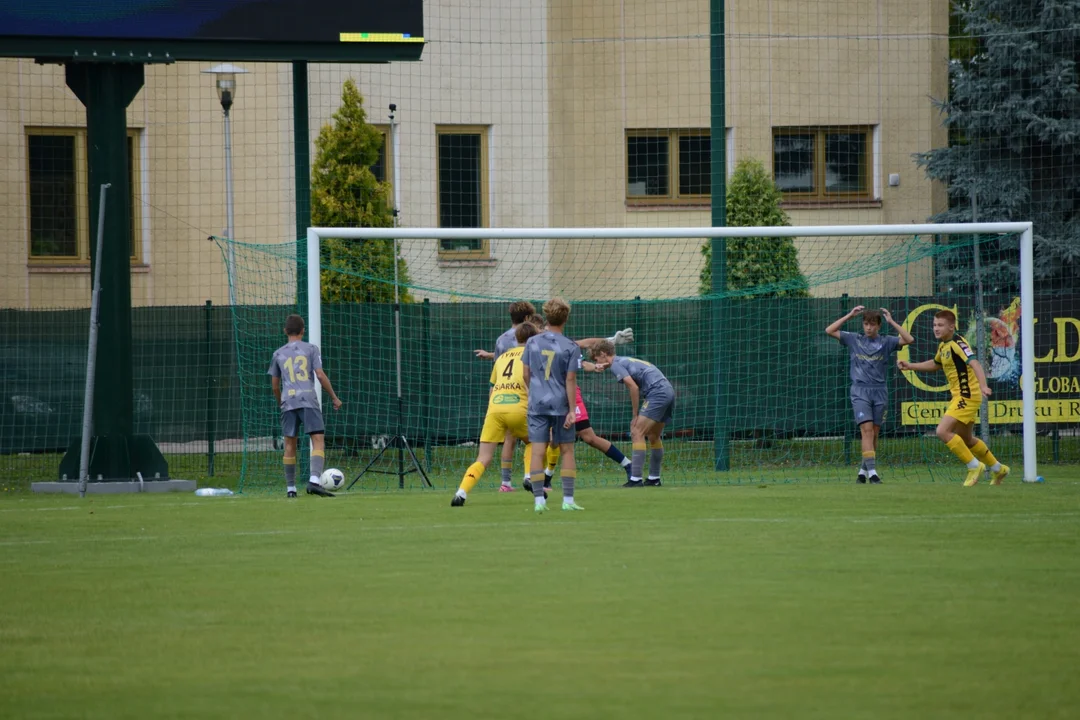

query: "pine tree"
xmin=700 ymin=158 xmax=808 ymax=297
xmin=916 ymin=0 xmax=1080 ymax=293
xmin=312 ymin=79 xmax=411 ymax=303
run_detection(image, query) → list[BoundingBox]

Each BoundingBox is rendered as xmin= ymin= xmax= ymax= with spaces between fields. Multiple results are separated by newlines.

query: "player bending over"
xmin=825 ymin=306 xmax=913 ymax=483
xmin=473 ymin=300 xmax=536 ymax=492
xmin=590 ymin=341 xmax=675 ymax=488
xmin=268 ymin=314 xmax=343 ymax=498
xmin=897 ymin=309 xmax=1009 ymax=487
xmin=451 ymin=321 xmax=541 ymax=506
xmin=522 ymin=298 xmax=583 ymax=513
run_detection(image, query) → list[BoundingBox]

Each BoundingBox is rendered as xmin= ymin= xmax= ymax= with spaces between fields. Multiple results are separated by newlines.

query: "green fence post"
xmin=422 ymin=298 xmax=432 ymax=472
xmin=710 ymin=0 xmax=729 ymax=471
xmin=841 ymin=293 xmax=851 ymax=466
xmin=205 ymin=299 xmax=216 ymax=477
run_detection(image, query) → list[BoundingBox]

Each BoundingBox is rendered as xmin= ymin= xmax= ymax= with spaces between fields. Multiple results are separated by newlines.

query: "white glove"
xmin=607 ymin=328 xmax=634 ymax=345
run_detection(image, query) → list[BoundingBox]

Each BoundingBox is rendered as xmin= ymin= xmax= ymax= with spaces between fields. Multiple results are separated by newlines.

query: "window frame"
xmin=370 ymin=124 xmax=392 ymax=188
xmin=771 ymin=125 xmax=874 ymax=204
xmin=625 ymin=128 xmax=711 ymax=206
xmin=25 ymin=126 xmax=144 ymax=266
xmin=435 ymin=124 xmax=490 ymax=261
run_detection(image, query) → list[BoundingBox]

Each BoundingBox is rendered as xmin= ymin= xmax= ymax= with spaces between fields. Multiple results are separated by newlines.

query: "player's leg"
xmin=646 ymin=422 xmax=666 ymax=486
xmin=558 ymin=422 xmax=582 ymax=510
xmin=858 ymin=422 xmax=876 ymax=483
xmin=952 ymin=420 xmax=987 ymax=486
xmin=962 ymin=409 xmax=1008 ymax=484
xmin=545 ymin=442 xmax=560 ymax=488
xmin=577 ymin=422 xmax=632 ymax=479
xmin=628 ymin=414 xmax=659 ymax=487
xmin=303 ymin=430 xmax=336 ymax=496
xmin=527 ymin=415 xmax=553 ymax=511
xmin=283 ymin=432 xmax=299 ymax=498
xmin=499 ymin=432 xmax=517 ymax=491
xmin=452 ymin=442 xmax=497 ymax=506
xmin=851 ymin=388 xmax=874 ymax=482
xmin=937 ymin=406 xmax=984 ymax=485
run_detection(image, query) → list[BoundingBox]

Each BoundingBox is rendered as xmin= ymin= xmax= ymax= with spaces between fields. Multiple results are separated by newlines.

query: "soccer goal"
xmin=221 ymin=222 xmax=1037 ymax=492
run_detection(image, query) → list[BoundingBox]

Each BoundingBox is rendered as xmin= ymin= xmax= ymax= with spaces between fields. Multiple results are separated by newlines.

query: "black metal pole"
xmin=422 ymin=298 xmax=432 ymax=472
xmin=841 ymin=293 xmax=851 ymax=466
xmin=205 ymin=299 xmax=215 ymax=477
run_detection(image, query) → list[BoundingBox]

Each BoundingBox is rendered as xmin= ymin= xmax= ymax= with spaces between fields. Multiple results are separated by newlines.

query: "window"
xmin=436 ymin=125 xmax=489 ymax=259
xmin=772 ymin=127 xmax=873 ymax=202
xmin=626 ymin=129 xmax=710 ymax=205
xmin=26 ymin=128 xmax=143 ymax=264
xmin=371 ymin=125 xmax=390 ymax=186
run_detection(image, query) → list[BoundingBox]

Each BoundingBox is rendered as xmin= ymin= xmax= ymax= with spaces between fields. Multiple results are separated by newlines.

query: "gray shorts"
xmin=851 ymin=385 xmax=887 ymax=427
xmin=640 ymin=382 xmax=675 ymax=424
xmin=528 ymin=413 xmax=577 ymax=445
xmin=281 ymin=407 xmax=325 ymax=437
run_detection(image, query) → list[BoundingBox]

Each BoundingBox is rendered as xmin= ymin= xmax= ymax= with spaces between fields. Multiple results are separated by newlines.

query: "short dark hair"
xmin=509 ymin=301 xmax=536 ymax=325
xmin=934 ymin=309 xmax=957 ymax=325
xmin=285 ymin=314 xmax=305 ymax=336
xmin=862 ymin=310 xmax=882 ymax=326
xmin=515 ymin=321 xmax=540 ymax=344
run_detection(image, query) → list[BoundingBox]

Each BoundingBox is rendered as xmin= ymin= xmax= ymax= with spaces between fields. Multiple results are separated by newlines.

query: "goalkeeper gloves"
xmin=607 ymin=328 xmax=634 ymax=345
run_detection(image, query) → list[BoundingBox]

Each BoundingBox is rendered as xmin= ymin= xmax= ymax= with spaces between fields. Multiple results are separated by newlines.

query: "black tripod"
xmin=348 ymin=391 xmax=431 ymax=490
xmin=346 ymin=103 xmax=431 ymax=491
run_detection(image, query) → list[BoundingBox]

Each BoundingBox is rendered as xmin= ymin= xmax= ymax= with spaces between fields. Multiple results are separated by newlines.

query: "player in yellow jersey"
xmin=897 ymin=309 xmax=1010 ymax=487
xmin=451 ymin=321 xmax=541 ymax=506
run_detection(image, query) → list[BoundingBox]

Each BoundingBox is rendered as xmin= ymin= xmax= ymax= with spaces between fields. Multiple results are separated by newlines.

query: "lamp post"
xmin=202 ymin=63 xmax=248 ymax=305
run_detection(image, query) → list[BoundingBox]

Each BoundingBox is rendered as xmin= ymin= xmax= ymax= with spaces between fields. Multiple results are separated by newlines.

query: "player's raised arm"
xmin=826 ymin=306 xmax=865 ymax=339
xmin=880 ymin=308 xmax=915 ymax=346
xmin=897 ymin=358 xmax=939 ymax=373
xmin=473 ymin=349 xmax=495 ymax=360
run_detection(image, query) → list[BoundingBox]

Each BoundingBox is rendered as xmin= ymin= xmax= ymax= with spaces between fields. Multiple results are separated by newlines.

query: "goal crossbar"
xmin=306 ymin=222 xmax=1037 ymax=482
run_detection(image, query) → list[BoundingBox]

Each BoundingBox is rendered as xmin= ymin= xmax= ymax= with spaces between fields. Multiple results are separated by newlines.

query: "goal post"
xmin=304 ymin=222 xmax=1037 ymax=485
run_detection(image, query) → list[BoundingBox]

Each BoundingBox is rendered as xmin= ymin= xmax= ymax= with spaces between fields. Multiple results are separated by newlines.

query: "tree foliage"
xmin=311 ymin=79 xmax=411 ymax=303
xmin=700 ymin=158 xmax=809 ymax=297
xmin=916 ymin=0 xmax=1080 ymax=293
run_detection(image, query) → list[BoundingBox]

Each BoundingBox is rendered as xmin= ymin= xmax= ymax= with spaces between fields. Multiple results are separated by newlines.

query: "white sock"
xmin=544 ymin=470 xmax=554 ymax=480
xmin=455 ymin=489 xmax=467 ymax=499
xmin=287 ymin=484 xmax=297 ymax=492
xmin=309 ymin=475 xmax=319 ymax=484
xmin=966 ymin=458 xmax=982 ymax=470
xmin=621 ymin=458 xmax=631 ymax=467
xmin=858 ymin=468 xmax=867 ymax=477
xmin=630 ymin=476 xmax=642 ymax=483
xmin=501 ymin=480 xmax=512 ymax=486
xmin=647 ymin=476 xmax=660 ymax=481
xmin=990 ymin=462 xmax=1002 ymax=472
xmin=564 ymin=496 xmax=574 ymax=505
xmin=535 ymin=496 xmax=546 ymax=506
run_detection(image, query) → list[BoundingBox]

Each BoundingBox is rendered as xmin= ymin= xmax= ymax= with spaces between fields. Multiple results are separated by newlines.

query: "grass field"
xmin=2 ymin=472 xmax=1080 ymax=719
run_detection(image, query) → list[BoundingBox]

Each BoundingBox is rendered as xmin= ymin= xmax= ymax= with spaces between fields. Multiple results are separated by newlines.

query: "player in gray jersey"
xmin=268 ymin=314 xmax=343 ymax=498
xmin=591 ymin=341 xmax=675 ymax=488
xmin=826 ymin=305 xmax=913 ymax=483
xmin=521 ymin=298 xmax=583 ymax=512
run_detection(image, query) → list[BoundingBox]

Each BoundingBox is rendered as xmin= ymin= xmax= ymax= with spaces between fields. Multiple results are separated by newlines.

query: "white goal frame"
xmin=306 ymin=222 xmax=1036 ymax=482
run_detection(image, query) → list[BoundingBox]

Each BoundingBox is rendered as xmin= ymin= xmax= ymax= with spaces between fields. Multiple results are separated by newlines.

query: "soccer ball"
xmin=319 ymin=468 xmax=345 ymax=491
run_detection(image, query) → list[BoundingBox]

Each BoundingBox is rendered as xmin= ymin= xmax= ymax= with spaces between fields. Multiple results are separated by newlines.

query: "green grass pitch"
xmin=2 ymin=472 xmax=1079 ymax=719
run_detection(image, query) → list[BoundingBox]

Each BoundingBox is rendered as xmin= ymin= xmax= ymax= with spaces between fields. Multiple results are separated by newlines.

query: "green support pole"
xmin=294 ymin=62 xmax=311 ymax=310
xmin=422 ymin=298 xmax=432 ymax=473
xmin=60 ymin=62 xmax=168 ymax=482
xmin=205 ymin=299 xmax=216 ymax=477
xmin=841 ymin=293 xmax=852 ymax=466
xmin=710 ymin=0 xmax=730 ymax=471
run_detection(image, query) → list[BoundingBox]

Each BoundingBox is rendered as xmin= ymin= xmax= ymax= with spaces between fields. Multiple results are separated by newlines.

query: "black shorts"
xmin=575 ymin=419 xmax=591 ymax=432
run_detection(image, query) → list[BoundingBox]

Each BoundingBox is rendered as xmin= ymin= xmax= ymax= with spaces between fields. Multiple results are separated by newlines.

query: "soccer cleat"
xmin=990 ymin=464 xmax=1010 ymax=486
xmin=623 ymin=479 xmax=644 ymax=488
xmin=450 ymin=495 xmax=466 ymax=507
xmin=869 ymin=474 xmax=882 ymax=485
xmin=857 ymin=472 xmax=867 ymax=484
xmin=534 ymin=503 xmax=547 ymax=514
xmin=562 ymin=502 xmax=585 ymax=511
xmin=963 ymin=462 xmax=986 ymax=487
xmin=498 ymin=484 xmax=515 ymax=493
xmin=306 ymin=481 xmax=335 ymax=497
xmin=644 ymin=478 xmax=662 ymax=487
xmin=287 ymin=490 xmax=297 ymax=498
xmin=523 ymin=480 xmax=548 ymax=500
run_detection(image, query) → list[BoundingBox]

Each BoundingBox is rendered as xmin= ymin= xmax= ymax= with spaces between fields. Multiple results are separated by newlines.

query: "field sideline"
xmin=2 ymin=476 xmax=1079 ymax=719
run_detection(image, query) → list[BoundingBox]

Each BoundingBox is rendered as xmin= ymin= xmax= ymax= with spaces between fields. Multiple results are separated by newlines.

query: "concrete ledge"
xmin=32 ymin=480 xmax=197 ymax=494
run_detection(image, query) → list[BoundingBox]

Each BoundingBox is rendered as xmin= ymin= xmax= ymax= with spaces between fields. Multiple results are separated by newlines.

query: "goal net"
xmin=217 ymin=222 xmax=1038 ymax=493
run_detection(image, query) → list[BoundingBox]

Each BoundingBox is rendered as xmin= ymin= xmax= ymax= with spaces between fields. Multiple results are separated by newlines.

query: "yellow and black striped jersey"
xmin=488 ymin=345 xmax=528 ymax=411
xmin=934 ymin=334 xmax=981 ymax=400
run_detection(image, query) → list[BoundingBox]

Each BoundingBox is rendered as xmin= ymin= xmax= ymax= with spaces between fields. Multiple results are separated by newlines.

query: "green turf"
xmin=2 ymin=471 xmax=1079 ymax=719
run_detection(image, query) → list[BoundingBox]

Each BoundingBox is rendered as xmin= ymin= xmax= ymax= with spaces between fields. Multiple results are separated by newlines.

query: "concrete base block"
xmin=32 ymin=480 xmax=197 ymax=494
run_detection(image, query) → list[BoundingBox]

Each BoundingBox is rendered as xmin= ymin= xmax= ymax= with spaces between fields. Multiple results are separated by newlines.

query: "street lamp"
xmin=202 ymin=63 xmax=249 ymax=305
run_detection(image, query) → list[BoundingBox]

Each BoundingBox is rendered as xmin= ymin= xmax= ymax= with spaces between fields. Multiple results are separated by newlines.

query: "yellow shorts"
xmin=479 ymin=408 xmax=529 ymax=444
xmin=945 ymin=395 xmax=981 ymax=425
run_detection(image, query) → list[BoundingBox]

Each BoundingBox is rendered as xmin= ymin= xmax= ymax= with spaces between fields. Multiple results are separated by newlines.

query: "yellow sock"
xmin=546 ymin=445 xmax=560 ymax=474
xmin=945 ymin=435 xmax=975 ymax=464
xmin=500 ymin=460 xmax=512 ymax=471
xmin=459 ymin=462 xmax=486 ymax=494
xmin=969 ymin=440 xmax=998 ymax=468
